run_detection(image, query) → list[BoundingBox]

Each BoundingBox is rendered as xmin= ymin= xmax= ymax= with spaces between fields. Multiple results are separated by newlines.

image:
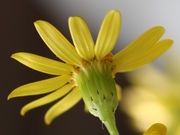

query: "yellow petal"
xmin=113 ymin=26 xmax=166 ymax=72
xmin=34 ymin=20 xmax=82 ymax=66
xmin=69 ymin=16 xmax=95 ymax=60
xmin=115 ymin=84 xmax=121 ymax=101
xmin=115 ymin=39 xmax=173 ymax=72
xmin=114 ymin=26 xmax=165 ymax=63
xmin=95 ymin=10 xmax=121 ymax=60
xmin=113 ymin=27 xmax=172 ymax=72
xmin=8 ymin=75 xmax=71 ymax=99
xmin=11 ymin=52 xmax=73 ymax=75
xmin=45 ymin=87 xmax=81 ymax=125
xmin=143 ymin=123 xmax=167 ymax=135
xmin=84 ymin=103 xmax=89 ymax=113
xmin=21 ymin=84 xmax=73 ymax=116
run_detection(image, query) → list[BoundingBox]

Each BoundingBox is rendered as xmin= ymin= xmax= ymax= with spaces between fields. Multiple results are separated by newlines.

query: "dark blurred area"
xmin=0 ymin=1 xmax=138 ymax=135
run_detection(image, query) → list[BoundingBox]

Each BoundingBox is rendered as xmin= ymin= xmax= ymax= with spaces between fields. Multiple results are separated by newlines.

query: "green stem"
xmin=103 ymin=116 xmax=119 ymax=135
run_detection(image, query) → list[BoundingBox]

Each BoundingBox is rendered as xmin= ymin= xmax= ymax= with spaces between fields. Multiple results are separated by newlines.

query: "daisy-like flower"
xmin=121 ymin=63 xmax=180 ymax=135
xmin=8 ymin=10 xmax=173 ymax=135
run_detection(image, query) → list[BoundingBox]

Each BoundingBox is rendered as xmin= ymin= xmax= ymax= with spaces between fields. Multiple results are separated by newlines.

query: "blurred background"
xmin=1 ymin=0 xmax=179 ymax=135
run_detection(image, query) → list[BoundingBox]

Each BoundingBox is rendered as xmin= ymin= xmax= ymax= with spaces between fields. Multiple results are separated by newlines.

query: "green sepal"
xmin=75 ymin=61 xmax=119 ymax=135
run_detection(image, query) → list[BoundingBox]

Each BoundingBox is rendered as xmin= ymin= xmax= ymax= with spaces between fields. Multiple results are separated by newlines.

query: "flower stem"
xmin=103 ymin=115 xmax=119 ymax=135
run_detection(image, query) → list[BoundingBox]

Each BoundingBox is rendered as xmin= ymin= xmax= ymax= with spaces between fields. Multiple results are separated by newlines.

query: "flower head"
xmin=8 ymin=10 xmax=172 ymax=135
xmin=121 ymin=63 xmax=180 ymax=135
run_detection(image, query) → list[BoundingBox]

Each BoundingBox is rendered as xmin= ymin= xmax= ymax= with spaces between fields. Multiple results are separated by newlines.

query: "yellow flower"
xmin=8 ymin=10 xmax=172 ymax=135
xmin=143 ymin=123 xmax=167 ymax=135
xmin=121 ymin=64 xmax=180 ymax=135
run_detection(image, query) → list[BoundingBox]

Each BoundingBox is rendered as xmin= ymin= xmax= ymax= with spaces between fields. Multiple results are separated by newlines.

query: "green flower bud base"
xmin=75 ymin=61 xmax=119 ymax=135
